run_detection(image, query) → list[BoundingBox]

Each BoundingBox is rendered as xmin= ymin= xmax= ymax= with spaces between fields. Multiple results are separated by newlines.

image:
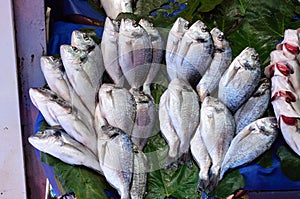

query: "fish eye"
xmin=201 ymin=25 xmax=208 ymax=32
xmin=251 ymin=53 xmax=258 ymax=60
xmin=217 ymin=33 xmax=224 ymax=41
xmin=83 ymin=33 xmax=89 ymax=40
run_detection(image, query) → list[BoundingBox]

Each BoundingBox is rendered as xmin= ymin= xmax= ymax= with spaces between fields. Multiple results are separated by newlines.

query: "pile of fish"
xmin=264 ymin=28 xmax=300 ymax=156
xmin=28 ymin=16 xmax=287 ymax=199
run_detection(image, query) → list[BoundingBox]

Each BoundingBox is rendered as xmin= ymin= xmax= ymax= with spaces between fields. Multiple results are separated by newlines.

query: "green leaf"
xmin=214 ymin=169 xmax=245 ymax=198
xmin=41 ymin=152 xmax=114 ymax=199
xmin=276 ymin=145 xmax=300 ymax=181
xmin=256 ymin=149 xmax=273 ymax=168
xmin=198 ymin=0 xmax=224 ymax=12
xmin=143 ymin=134 xmax=200 ymax=198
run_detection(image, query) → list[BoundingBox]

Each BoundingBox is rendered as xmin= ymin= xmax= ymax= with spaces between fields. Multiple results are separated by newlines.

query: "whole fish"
xmin=71 ymin=30 xmax=105 ymax=88
xmin=197 ymin=27 xmax=232 ymax=101
xmin=28 ymin=129 xmax=102 ymax=173
xmin=101 ymin=17 xmax=125 ymax=86
xmin=159 ymin=78 xmax=200 ymax=166
xmin=130 ymin=148 xmax=148 ymax=199
xmin=176 ymin=20 xmax=213 ymax=87
xmin=190 ymin=126 xmax=212 ymax=193
xmin=218 ymin=47 xmax=261 ymax=112
xmin=139 ymin=19 xmax=164 ymax=96
xmin=98 ymin=125 xmax=133 ymax=199
xmin=234 ymin=78 xmax=271 ymax=133
xmin=60 ymin=44 xmax=98 ymax=114
xmin=98 ymin=83 xmax=136 ymax=136
xmin=131 ymin=90 xmax=156 ymax=150
xmin=200 ymin=96 xmax=235 ymax=191
xmin=29 ymin=88 xmax=97 ymax=155
xmin=166 ymin=17 xmax=189 ymax=81
xmin=220 ymin=117 xmax=278 ymax=180
xmin=40 ymin=56 xmax=71 ymax=102
xmin=118 ymin=18 xmax=152 ymax=91
xmin=100 ymin=0 xmax=133 ymax=19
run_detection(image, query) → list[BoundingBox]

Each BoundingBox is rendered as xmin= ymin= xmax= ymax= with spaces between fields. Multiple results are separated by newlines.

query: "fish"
xmin=100 ymin=0 xmax=133 ymax=19
xmin=71 ymin=30 xmax=105 ymax=88
xmin=40 ymin=56 xmax=95 ymax=128
xmin=200 ymin=96 xmax=235 ymax=191
xmin=166 ymin=17 xmax=189 ymax=81
xmin=139 ymin=18 xmax=164 ymax=96
xmin=130 ymin=148 xmax=148 ymax=199
xmin=28 ymin=128 xmax=102 ymax=173
xmin=118 ymin=18 xmax=152 ymax=91
xmin=29 ymin=87 xmax=61 ymax=127
xmin=220 ymin=117 xmax=279 ymax=180
xmin=29 ymin=88 xmax=97 ymax=155
xmin=234 ymin=78 xmax=271 ymax=133
xmin=159 ymin=78 xmax=200 ymax=166
xmin=40 ymin=56 xmax=71 ymax=102
xmin=98 ymin=83 xmax=136 ymax=136
xmin=131 ymin=90 xmax=156 ymax=150
xmin=197 ymin=27 xmax=232 ymax=101
xmin=98 ymin=125 xmax=133 ymax=199
xmin=190 ymin=125 xmax=212 ymax=193
xmin=218 ymin=47 xmax=261 ymax=112
xmin=276 ymin=29 xmax=300 ymax=60
xmin=289 ymin=57 xmax=300 ymax=100
xmin=176 ymin=20 xmax=213 ymax=87
xmin=60 ymin=44 xmax=98 ymax=114
xmin=101 ymin=17 xmax=125 ymax=86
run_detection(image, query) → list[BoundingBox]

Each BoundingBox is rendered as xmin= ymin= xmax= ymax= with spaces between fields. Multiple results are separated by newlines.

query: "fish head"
xmin=132 ymin=90 xmax=152 ymax=104
xmin=202 ymin=96 xmax=225 ymax=113
xmin=104 ymin=17 xmax=120 ymax=33
xmin=255 ymin=117 xmax=279 ymax=136
xmin=139 ymin=18 xmax=161 ymax=40
xmin=171 ymin=17 xmax=189 ymax=36
xmin=210 ymin=27 xmax=227 ymax=50
xmin=28 ymin=129 xmax=64 ymax=152
xmin=29 ymin=88 xmax=57 ymax=106
xmin=254 ymin=78 xmax=270 ymax=96
xmin=60 ymin=45 xmax=88 ymax=65
xmin=187 ymin=20 xmax=210 ymax=42
xmin=101 ymin=125 xmax=122 ymax=139
xmin=40 ymin=56 xmax=63 ymax=71
xmin=237 ymin=47 xmax=260 ymax=70
xmin=71 ymin=30 xmax=96 ymax=51
xmin=120 ymin=18 xmax=145 ymax=38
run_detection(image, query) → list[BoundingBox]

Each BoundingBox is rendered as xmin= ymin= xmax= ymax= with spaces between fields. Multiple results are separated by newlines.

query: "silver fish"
xmin=100 ymin=0 xmax=133 ymax=19
xmin=98 ymin=125 xmax=133 ymax=199
xmin=197 ymin=27 xmax=232 ymax=101
xmin=101 ymin=17 xmax=125 ymax=86
xmin=159 ymin=78 xmax=200 ymax=165
xmin=220 ymin=117 xmax=278 ymax=180
xmin=190 ymin=125 xmax=212 ymax=193
xmin=139 ymin=18 xmax=164 ymax=96
xmin=130 ymin=148 xmax=148 ymax=199
xmin=40 ymin=56 xmax=71 ymax=102
xmin=131 ymin=90 xmax=156 ymax=150
xmin=166 ymin=17 xmax=189 ymax=81
xmin=29 ymin=88 xmax=97 ymax=155
xmin=176 ymin=20 xmax=213 ymax=86
xmin=29 ymin=88 xmax=60 ymax=126
xmin=200 ymin=96 xmax=235 ymax=191
xmin=234 ymin=78 xmax=271 ymax=133
xmin=28 ymin=129 xmax=102 ymax=173
xmin=119 ymin=18 xmax=152 ymax=90
xmin=71 ymin=30 xmax=105 ymax=88
xmin=218 ymin=47 xmax=261 ymax=112
xmin=60 ymin=45 xmax=98 ymax=114
xmin=98 ymin=83 xmax=136 ymax=135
